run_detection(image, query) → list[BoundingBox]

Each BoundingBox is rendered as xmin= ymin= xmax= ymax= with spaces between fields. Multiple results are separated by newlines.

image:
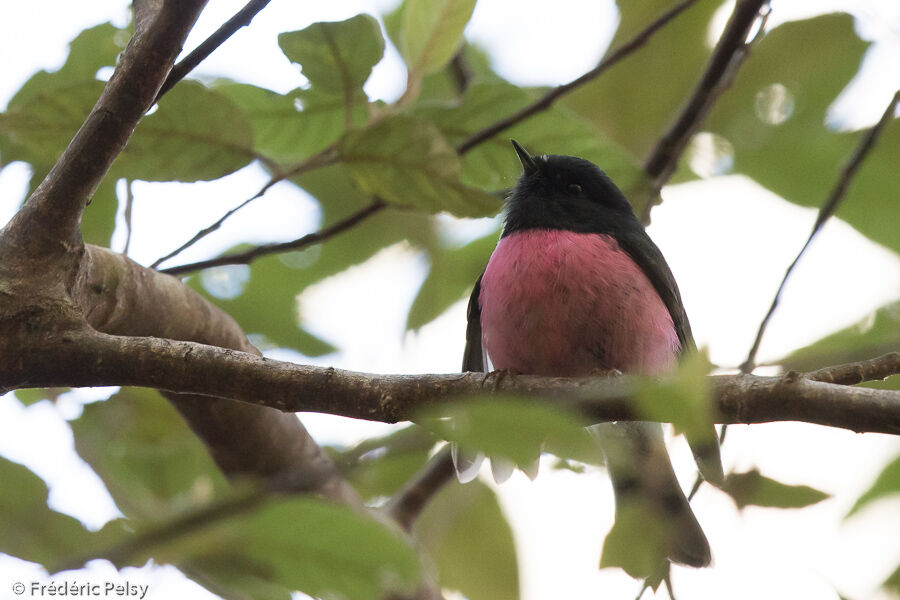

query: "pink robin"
xmin=460 ymin=140 xmax=723 ymax=569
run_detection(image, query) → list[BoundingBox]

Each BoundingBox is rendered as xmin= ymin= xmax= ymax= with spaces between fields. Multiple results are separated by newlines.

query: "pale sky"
xmin=1 ymin=1 xmax=899 ymax=599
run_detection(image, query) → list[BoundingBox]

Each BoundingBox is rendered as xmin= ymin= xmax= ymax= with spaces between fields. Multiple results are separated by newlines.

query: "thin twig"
xmin=161 ymin=199 xmax=386 ymax=276
xmin=448 ymin=50 xmax=473 ymax=95
xmin=641 ymin=0 xmax=770 ymax=218
xmin=740 ymin=89 xmax=900 ymax=374
xmin=455 ymin=0 xmax=700 ymax=156
xmin=150 ymin=146 xmax=339 ymax=269
xmin=54 ymin=490 xmax=267 ymax=573
xmin=121 ymin=179 xmax=135 ymax=256
xmin=155 ymin=0 xmax=274 ymax=102
xmin=385 ymin=445 xmax=456 ymax=531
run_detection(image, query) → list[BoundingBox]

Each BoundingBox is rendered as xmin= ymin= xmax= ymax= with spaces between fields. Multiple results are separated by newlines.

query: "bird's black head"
xmin=502 ymin=140 xmax=638 ymax=237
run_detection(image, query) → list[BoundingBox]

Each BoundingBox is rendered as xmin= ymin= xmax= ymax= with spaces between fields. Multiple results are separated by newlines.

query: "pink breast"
xmin=479 ymin=230 xmax=679 ymax=376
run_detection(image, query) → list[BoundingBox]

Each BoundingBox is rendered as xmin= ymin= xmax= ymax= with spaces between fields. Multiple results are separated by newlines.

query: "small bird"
xmin=460 ymin=140 xmax=722 ymax=568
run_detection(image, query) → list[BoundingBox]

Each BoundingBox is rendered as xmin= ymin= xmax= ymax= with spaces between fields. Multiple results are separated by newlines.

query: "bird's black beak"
xmin=511 ymin=139 xmax=538 ymax=177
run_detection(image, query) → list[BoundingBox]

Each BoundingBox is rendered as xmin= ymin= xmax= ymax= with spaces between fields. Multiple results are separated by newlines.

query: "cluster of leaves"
xmin=1 ymin=0 xmax=899 ymax=598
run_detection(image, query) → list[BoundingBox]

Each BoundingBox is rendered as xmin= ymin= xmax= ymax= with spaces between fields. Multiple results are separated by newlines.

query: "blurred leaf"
xmin=884 ymin=564 xmax=900 ymax=596
xmin=0 ymin=456 xmax=127 ymax=566
xmin=406 ymin=226 xmax=499 ymax=330
xmin=636 ymin=349 xmax=715 ymax=441
xmin=846 ymin=454 xmax=900 ymax=518
xmin=416 ymin=81 xmax=645 ymax=195
xmin=779 ymin=301 xmax=900 ymax=390
xmin=416 ymin=480 xmax=518 ymax=600
xmin=722 ymin=468 xmax=830 ymax=509
xmin=114 ymin=81 xmax=254 ymax=182
xmin=563 ymin=0 xmax=722 ymax=157
xmin=278 ymin=15 xmax=384 ymax=95
xmin=12 ymin=387 xmax=69 ymax=406
xmin=215 ymin=82 xmax=368 ymax=162
xmin=419 ymin=396 xmax=594 ymax=470
xmin=121 ymin=496 xmax=420 ymax=600
xmin=82 ymin=175 xmax=119 ymax=246
xmin=0 ymin=80 xmax=105 ymax=167
xmin=338 ymin=115 xmax=501 ymax=216
xmin=600 ymin=500 xmax=670 ymax=581
xmin=339 ymin=426 xmax=436 ymax=500
xmin=188 ymin=254 xmax=336 ymax=356
xmin=70 ymin=388 xmax=229 ymax=519
xmin=706 ymin=15 xmax=900 ymax=251
xmin=2 ymin=22 xmax=122 ymax=115
xmin=402 ymin=0 xmax=477 ymax=78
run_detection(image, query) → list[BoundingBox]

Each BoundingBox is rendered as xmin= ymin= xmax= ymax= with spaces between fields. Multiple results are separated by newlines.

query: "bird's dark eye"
xmin=567 ymin=183 xmax=583 ymax=195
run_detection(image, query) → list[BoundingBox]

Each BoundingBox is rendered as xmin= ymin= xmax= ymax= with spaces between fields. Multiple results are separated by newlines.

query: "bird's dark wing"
xmin=462 ymin=273 xmax=486 ymax=373
xmin=616 ymin=222 xmax=723 ymax=484
xmin=615 ymin=224 xmax=695 ymax=355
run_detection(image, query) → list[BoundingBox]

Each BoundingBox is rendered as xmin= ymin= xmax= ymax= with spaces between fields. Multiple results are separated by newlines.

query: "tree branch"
xmin=454 ymin=0 xmax=700 ymax=155
xmin=8 ymin=331 xmax=899 ymax=435
xmin=805 ymin=352 xmax=900 ymax=386
xmin=149 ymin=146 xmax=339 ymax=269
xmin=155 ymin=0 xmax=274 ymax=102
xmin=385 ymin=445 xmax=455 ymax=531
xmin=642 ymin=0 xmax=769 ymax=213
xmin=3 ymin=1 xmax=208 ymax=251
xmin=161 ymin=199 xmax=386 ymax=276
xmin=69 ymin=245 xmax=362 ymax=504
xmin=740 ymin=89 xmax=900 ymax=373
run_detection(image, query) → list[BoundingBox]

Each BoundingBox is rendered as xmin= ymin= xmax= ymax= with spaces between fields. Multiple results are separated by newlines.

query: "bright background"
xmin=1 ymin=1 xmax=899 ymax=599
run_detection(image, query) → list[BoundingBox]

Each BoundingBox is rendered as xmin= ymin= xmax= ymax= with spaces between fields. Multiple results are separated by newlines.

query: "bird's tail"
xmin=593 ymin=421 xmax=711 ymax=568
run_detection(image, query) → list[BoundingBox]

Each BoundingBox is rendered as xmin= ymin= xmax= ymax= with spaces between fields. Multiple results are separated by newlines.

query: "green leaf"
xmin=563 ymin=0 xmax=722 ymax=157
xmin=70 ymin=388 xmax=229 ymax=520
xmin=0 ymin=80 xmax=106 ymax=168
xmin=339 ymin=426 xmax=436 ymax=501
xmin=402 ymin=0 xmax=477 ymax=77
xmin=416 ymin=81 xmax=645 ymax=197
xmin=12 ymin=387 xmax=69 ymax=406
xmin=635 ymin=349 xmax=715 ymax=442
xmin=419 ymin=396 xmax=595 ymax=470
xmin=722 ymin=468 xmax=830 ymax=509
xmin=0 ymin=22 xmax=122 ymax=170
xmin=214 ymin=82 xmax=368 ymax=162
xmin=406 ymin=226 xmax=499 ymax=330
xmin=119 ymin=496 xmax=421 ymax=600
xmin=113 ymin=81 xmax=254 ymax=182
xmin=338 ymin=115 xmax=501 ymax=217
xmin=884 ymin=563 xmax=900 ymax=596
xmin=188 ymin=255 xmax=336 ymax=356
xmin=416 ymin=480 xmax=518 ymax=600
xmin=82 ymin=175 xmax=119 ymax=246
xmin=846 ymin=454 xmax=900 ymax=518
xmin=705 ymin=15 xmax=900 ymax=251
xmin=600 ymin=500 xmax=671 ymax=581
xmin=0 ymin=456 xmax=127 ymax=567
xmin=278 ymin=15 xmax=385 ymax=95
xmin=779 ymin=301 xmax=900 ymax=389
xmin=3 ymin=22 xmax=122 ymax=113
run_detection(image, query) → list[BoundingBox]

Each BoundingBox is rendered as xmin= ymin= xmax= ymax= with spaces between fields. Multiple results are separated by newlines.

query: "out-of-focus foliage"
xmin=2 ymin=0 xmax=898 ymax=597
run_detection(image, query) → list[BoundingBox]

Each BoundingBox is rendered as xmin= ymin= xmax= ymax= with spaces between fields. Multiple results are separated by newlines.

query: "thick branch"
xmin=8 ymin=333 xmax=899 ymax=435
xmin=740 ymin=89 xmax=900 ymax=372
xmin=642 ymin=0 xmax=768 ymax=205
xmin=455 ymin=0 xmax=699 ymax=155
xmin=4 ymin=1 xmax=207 ymax=250
xmin=71 ymin=245 xmax=362 ymax=504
